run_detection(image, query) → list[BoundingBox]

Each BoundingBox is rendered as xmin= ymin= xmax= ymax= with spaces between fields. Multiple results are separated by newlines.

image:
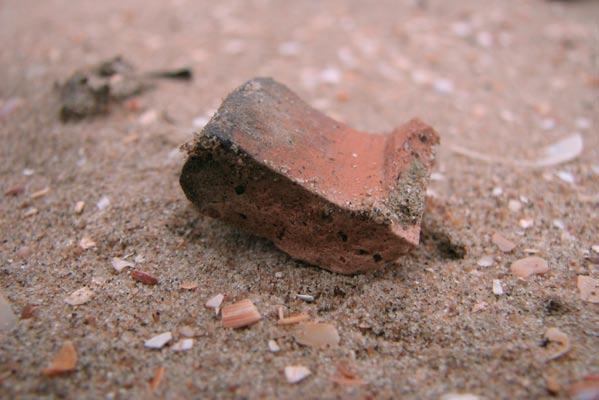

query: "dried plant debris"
xmin=149 ymin=366 xmax=165 ymax=391
xmin=293 ymin=322 xmax=340 ymax=349
xmin=144 ymin=332 xmax=172 ymax=349
xmin=511 ymin=256 xmax=549 ymax=279
xmin=284 ymin=365 xmax=311 ymax=384
xmin=544 ymin=327 xmax=571 ymax=361
xmin=577 ymin=276 xmax=599 ymax=303
xmin=451 ymin=133 xmax=583 ymax=168
xmin=64 ymin=287 xmax=93 ymax=306
xmin=20 ymin=304 xmax=36 ymax=320
xmin=43 ymin=341 xmax=77 ymax=376
xmin=221 ymin=299 xmax=261 ymax=329
xmin=330 ymin=361 xmax=366 ymax=386
xmin=0 ymin=291 xmax=17 ymax=332
xmin=57 ymin=55 xmax=192 ymax=122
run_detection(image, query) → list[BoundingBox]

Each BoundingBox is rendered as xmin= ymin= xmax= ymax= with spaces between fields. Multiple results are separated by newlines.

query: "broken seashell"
xmin=111 ymin=257 xmax=133 ymax=273
xmin=221 ymin=299 xmax=261 ymax=328
xmin=545 ymin=327 xmax=571 ymax=361
xmin=171 ymin=338 xmax=193 ymax=352
xmin=64 ymin=287 xmax=93 ymax=306
xmin=205 ymin=293 xmax=224 ymax=314
xmin=285 ymin=365 xmax=311 ymax=383
xmin=293 ymin=322 xmax=340 ymax=348
xmin=144 ymin=332 xmax=172 ymax=349
xmin=268 ymin=339 xmax=280 ymax=353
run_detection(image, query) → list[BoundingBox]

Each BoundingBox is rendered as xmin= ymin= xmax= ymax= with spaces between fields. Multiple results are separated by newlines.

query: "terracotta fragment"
xmin=180 ymin=77 xmax=439 ymax=274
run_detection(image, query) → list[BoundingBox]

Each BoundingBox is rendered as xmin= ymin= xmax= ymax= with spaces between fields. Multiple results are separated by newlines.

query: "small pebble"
xmin=519 ymin=218 xmax=534 ymax=229
xmin=477 ymin=256 xmax=494 ymax=268
xmin=492 ymin=232 xmax=516 ymax=253
xmin=492 ymin=187 xmax=503 ymax=197
xmin=296 ymin=294 xmax=314 ymax=302
xmin=552 ymin=219 xmax=565 ymax=230
xmin=511 ymin=256 xmax=549 ymax=279
xmin=138 ymin=109 xmax=158 ymax=125
xmin=508 ymin=199 xmax=522 ymax=212
xmin=74 ymin=201 xmax=85 ymax=214
xmin=96 ymin=196 xmax=110 ymax=211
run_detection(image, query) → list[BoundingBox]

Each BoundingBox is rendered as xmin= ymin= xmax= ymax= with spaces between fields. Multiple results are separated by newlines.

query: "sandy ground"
xmin=1 ymin=0 xmax=598 ymax=399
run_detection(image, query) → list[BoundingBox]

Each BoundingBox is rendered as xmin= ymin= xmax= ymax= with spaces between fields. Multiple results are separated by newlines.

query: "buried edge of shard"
xmin=180 ymin=77 xmax=439 ymax=274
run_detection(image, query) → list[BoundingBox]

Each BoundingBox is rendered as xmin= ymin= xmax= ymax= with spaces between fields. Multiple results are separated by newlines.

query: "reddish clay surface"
xmin=180 ymin=77 xmax=439 ymax=273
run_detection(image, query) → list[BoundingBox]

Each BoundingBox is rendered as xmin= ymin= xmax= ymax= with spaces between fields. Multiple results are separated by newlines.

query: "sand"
xmin=1 ymin=0 xmax=598 ymax=399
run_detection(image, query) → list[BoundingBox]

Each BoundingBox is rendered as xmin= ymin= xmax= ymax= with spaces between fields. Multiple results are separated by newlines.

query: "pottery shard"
xmin=180 ymin=77 xmax=439 ymax=274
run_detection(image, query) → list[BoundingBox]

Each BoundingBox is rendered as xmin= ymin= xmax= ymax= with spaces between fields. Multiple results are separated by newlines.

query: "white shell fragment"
xmin=205 ymin=294 xmax=224 ymax=314
xmin=268 ymin=339 xmax=280 ymax=353
xmin=172 ymin=338 xmax=194 ymax=352
xmin=111 ymin=257 xmax=134 ymax=273
xmin=65 ymin=287 xmax=93 ymax=306
xmin=96 ymin=196 xmax=110 ymax=211
xmin=144 ymin=332 xmax=173 ymax=349
xmin=477 ymin=256 xmax=494 ymax=268
xmin=285 ymin=365 xmax=311 ymax=383
xmin=296 ymin=294 xmax=315 ymax=302
xmin=492 ymin=279 xmax=504 ymax=296
xmin=451 ymin=133 xmax=583 ymax=168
